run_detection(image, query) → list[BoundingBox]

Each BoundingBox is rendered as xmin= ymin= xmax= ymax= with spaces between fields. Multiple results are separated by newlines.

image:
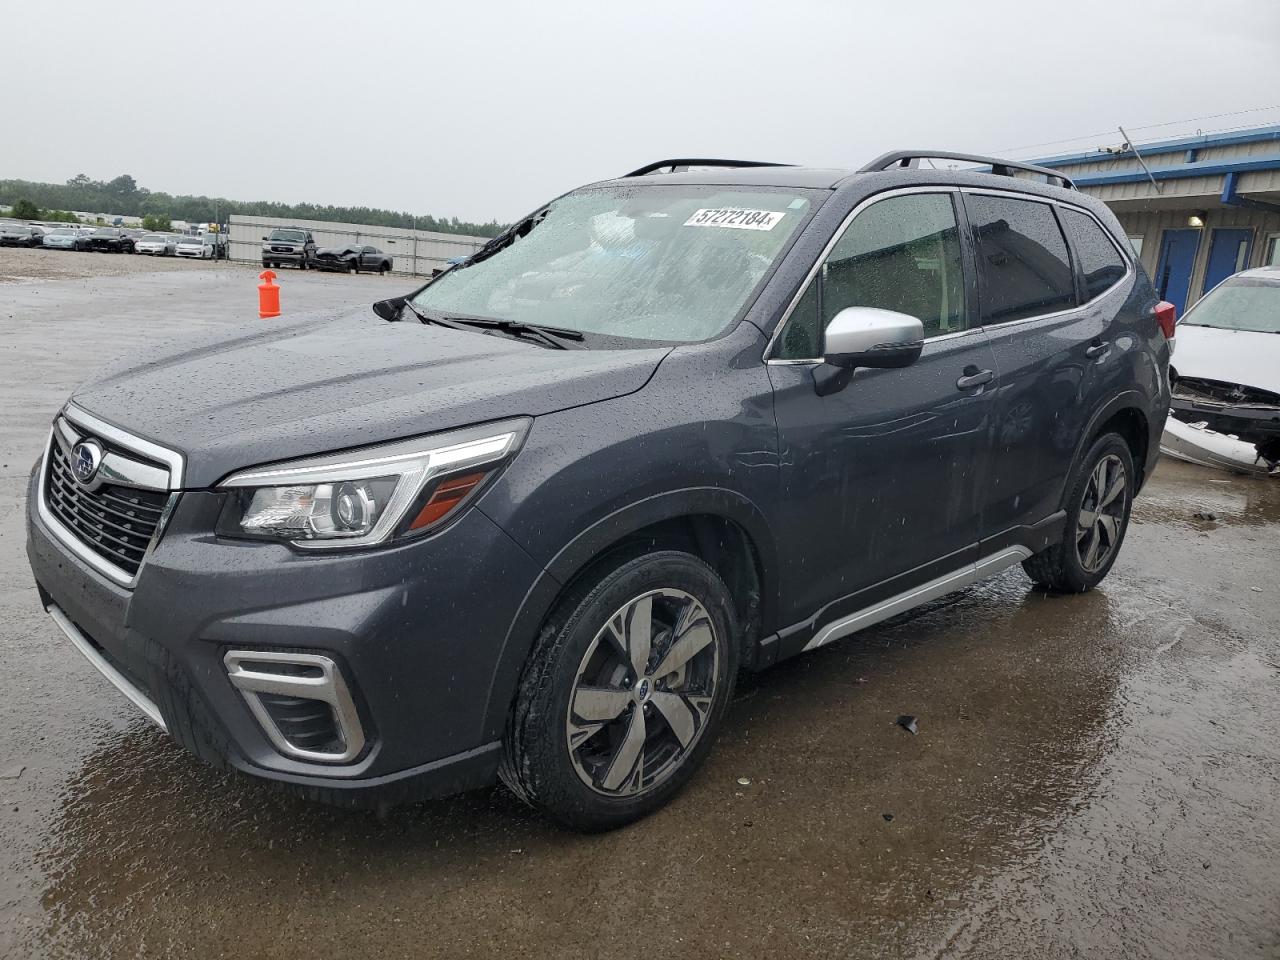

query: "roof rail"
xmin=623 ymin=158 xmax=794 ymax=178
xmin=859 ymin=150 xmax=1076 ymax=190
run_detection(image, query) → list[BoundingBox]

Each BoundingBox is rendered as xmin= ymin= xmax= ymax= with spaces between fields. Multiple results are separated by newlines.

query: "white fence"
xmin=227 ymin=214 xmax=490 ymax=276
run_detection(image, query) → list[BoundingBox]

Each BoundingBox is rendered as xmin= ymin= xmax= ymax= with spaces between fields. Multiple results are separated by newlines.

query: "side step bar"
xmin=802 ymin=547 xmax=1033 ymax=652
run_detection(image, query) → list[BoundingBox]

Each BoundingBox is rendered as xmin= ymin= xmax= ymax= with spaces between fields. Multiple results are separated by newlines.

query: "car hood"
xmin=70 ymin=307 xmax=670 ymax=487
xmin=1174 ymin=325 xmax=1280 ymax=393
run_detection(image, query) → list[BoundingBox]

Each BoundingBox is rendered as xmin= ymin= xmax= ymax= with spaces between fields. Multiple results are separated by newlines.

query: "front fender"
xmin=476 ymin=486 xmax=779 ymax=742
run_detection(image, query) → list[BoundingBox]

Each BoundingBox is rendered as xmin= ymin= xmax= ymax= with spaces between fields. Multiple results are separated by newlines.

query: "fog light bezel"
xmin=223 ymin=649 xmax=367 ymax=764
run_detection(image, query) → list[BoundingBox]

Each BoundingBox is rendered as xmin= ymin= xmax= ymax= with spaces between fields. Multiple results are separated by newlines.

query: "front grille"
xmin=44 ymin=441 xmax=168 ymax=577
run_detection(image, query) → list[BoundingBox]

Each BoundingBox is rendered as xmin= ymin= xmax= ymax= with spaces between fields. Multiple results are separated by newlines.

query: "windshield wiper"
xmin=401 ymin=301 xmax=474 ymax=332
xmin=448 ymin=317 xmax=585 ymax=350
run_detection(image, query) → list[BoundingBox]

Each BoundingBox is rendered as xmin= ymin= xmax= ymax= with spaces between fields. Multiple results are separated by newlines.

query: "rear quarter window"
xmin=1060 ymin=208 xmax=1127 ymax=301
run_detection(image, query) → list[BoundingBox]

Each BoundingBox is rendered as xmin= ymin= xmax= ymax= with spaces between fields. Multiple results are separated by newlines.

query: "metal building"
xmin=1032 ymin=125 xmax=1280 ymax=314
xmin=227 ymin=214 xmax=489 ymax=276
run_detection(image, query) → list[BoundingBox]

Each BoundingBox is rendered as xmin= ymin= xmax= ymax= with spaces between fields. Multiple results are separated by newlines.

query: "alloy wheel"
xmin=1076 ymin=453 xmax=1127 ymax=573
xmin=565 ymin=588 xmax=720 ymax=797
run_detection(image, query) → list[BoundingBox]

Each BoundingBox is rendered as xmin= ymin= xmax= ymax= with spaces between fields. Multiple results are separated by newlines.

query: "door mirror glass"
xmin=823 ymin=306 xmax=924 ymax=369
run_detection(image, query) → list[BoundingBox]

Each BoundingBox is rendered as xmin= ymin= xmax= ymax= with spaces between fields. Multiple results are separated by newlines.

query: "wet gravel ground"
xmin=1 ymin=255 xmax=1278 ymax=959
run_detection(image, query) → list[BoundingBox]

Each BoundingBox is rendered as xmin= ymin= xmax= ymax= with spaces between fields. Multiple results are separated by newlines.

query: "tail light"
xmin=1155 ymin=301 xmax=1177 ymax=340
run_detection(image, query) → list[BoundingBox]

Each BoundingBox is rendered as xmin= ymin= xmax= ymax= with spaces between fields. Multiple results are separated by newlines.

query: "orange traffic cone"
xmin=258 ymin=270 xmax=280 ymax=318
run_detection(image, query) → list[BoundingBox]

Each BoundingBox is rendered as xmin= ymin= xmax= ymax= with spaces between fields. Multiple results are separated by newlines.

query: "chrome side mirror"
xmin=823 ymin=306 xmax=925 ymax=370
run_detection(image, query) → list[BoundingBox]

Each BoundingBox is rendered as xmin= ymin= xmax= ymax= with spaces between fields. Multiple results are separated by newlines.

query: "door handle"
xmin=1086 ymin=340 xmax=1111 ymax=358
xmin=956 ymin=368 xmax=994 ymax=391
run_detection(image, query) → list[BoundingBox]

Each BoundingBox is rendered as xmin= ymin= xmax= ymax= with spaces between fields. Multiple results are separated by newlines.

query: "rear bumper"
xmin=26 ymin=465 xmax=545 ymax=807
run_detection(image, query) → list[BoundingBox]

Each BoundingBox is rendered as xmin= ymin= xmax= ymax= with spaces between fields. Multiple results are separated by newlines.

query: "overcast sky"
xmin=8 ymin=0 xmax=1280 ymax=223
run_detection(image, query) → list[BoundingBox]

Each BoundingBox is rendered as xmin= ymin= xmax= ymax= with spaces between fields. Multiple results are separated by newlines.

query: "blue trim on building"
xmin=1070 ymin=154 xmax=1280 ymax=187
xmin=1221 ymin=170 xmax=1280 ymax=213
xmin=1033 ymin=124 xmax=1280 ymax=169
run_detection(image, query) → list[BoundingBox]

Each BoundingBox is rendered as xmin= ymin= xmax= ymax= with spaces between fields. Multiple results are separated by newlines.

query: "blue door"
xmin=1155 ymin=228 xmax=1200 ymax=315
xmin=1202 ymin=228 xmax=1253 ymax=296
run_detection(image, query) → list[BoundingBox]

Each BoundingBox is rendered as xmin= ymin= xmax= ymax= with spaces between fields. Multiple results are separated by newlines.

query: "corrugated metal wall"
xmin=1114 ymin=207 xmax=1280 ymax=302
xmin=227 ymin=215 xmax=488 ymax=276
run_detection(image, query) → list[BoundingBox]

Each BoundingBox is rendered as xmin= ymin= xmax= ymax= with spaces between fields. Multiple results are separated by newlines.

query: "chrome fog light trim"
xmin=223 ymin=650 xmax=366 ymax=764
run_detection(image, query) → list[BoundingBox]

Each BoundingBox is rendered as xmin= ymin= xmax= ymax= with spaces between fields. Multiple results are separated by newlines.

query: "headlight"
xmin=215 ymin=418 xmax=529 ymax=549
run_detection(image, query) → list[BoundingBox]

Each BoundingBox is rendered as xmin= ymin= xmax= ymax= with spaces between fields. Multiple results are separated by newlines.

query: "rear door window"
xmin=966 ymin=195 xmax=1075 ymax=324
xmin=1060 ymin=208 xmax=1127 ymax=301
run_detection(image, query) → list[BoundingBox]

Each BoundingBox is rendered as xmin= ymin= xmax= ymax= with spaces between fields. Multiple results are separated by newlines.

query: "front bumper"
xmin=1170 ymin=395 xmax=1280 ymax=444
xmin=26 ymin=463 xmax=546 ymax=806
xmin=263 ymin=249 xmax=305 ymax=263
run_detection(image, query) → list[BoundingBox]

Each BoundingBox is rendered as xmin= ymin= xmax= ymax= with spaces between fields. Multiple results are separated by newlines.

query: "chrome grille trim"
xmin=35 ymin=407 xmax=185 ymax=588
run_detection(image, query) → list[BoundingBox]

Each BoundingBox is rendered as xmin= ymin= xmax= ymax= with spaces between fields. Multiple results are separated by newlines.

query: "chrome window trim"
xmin=764 ymin=185 xmax=1136 ymax=363
xmin=958 ymin=187 xmax=1136 ymax=326
xmin=36 ymin=409 xmax=184 ymax=589
xmin=799 ymin=546 xmax=1033 ymax=652
xmin=45 ymin=603 xmax=168 ymax=731
xmin=763 ymin=186 xmax=964 ymax=364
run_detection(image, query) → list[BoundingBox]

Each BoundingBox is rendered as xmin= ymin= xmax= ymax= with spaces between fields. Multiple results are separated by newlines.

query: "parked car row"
xmin=261 ymin=227 xmax=393 ymax=274
xmin=0 ymin=221 xmax=227 ymax=257
xmin=6 ymin=220 xmax=395 ymax=274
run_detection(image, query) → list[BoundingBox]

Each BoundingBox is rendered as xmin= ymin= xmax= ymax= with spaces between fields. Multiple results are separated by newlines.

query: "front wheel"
xmin=501 ymin=550 xmax=739 ymax=831
xmin=1023 ymin=432 xmax=1134 ymax=593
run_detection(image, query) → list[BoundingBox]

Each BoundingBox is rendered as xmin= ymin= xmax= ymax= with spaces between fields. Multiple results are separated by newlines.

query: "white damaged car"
xmin=1163 ymin=265 xmax=1280 ymax=475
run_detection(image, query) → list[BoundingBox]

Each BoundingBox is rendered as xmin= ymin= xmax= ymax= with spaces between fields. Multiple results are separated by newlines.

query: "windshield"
xmin=49 ymin=229 xmax=75 ymax=236
xmin=179 ymin=236 xmax=201 ymax=243
xmin=269 ymin=230 xmax=306 ymax=242
xmin=1182 ymin=280 xmax=1280 ymax=334
xmin=141 ymin=234 xmax=167 ymax=242
xmin=410 ymin=185 xmax=814 ymax=343
xmin=92 ymin=228 xmax=117 ymax=236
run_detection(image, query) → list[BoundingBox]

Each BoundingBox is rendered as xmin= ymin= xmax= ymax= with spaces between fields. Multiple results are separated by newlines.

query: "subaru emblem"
xmin=71 ymin=440 xmax=103 ymax=484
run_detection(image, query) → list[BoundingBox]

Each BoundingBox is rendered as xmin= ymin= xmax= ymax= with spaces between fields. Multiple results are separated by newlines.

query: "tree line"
xmin=0 ymin=173 xmax=505 ymax=237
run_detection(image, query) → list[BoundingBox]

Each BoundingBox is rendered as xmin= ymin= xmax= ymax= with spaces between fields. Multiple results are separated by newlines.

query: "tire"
xmin=501 ymin=549 xmax=739 ymax=831
xmin=262 ymin=261 xmax=271 ymax=270
xmin=1022 ymin=432 xmax=1135 ymax=593
xmin=379 ymin=261 xmax=388 ymax=276
xmin=348 ymin=261 xmax=357 ymax=274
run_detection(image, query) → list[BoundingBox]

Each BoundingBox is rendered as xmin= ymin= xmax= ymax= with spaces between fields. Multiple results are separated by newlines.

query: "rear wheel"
xmin=501 ymin=549 xmax=739 ymax=831
xmin=1023 ymin=432 xmax=1134 ymax=593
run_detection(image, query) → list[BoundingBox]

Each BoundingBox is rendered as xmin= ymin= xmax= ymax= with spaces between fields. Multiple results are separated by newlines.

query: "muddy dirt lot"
xmin=1 ymin=255 xmax=1278 ymax=959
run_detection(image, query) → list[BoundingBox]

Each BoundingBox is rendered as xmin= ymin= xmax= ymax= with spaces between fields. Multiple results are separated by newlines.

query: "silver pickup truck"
xmin=261 ymin=228 xmax=316 ymax=269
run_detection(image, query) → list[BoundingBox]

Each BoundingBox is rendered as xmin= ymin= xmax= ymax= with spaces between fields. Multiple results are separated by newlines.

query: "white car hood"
xmin=1174 ymin=325 xmax=1280 ymax=393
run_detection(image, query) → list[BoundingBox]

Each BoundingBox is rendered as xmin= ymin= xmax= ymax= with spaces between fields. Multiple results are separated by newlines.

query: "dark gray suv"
xmin=27 ymin=152 xmax=1173 ymax=830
